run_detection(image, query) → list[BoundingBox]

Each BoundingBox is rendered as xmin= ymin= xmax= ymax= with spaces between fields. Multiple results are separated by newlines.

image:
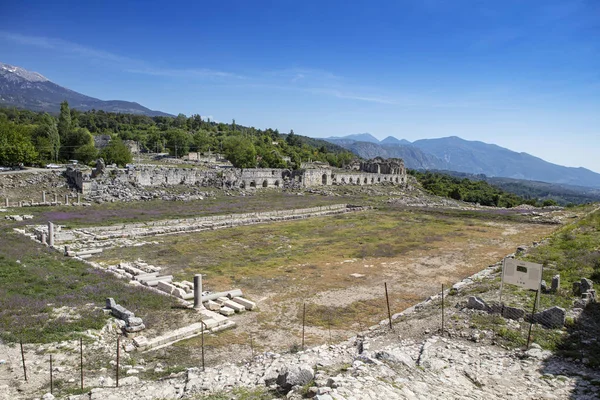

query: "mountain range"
xmin=326 ymin=134 xmax=600 ymax=189
xmin=0 ymin=62 xmax=171 ymax=116
xmin=2 ymin=61 xmax=598 ymax=189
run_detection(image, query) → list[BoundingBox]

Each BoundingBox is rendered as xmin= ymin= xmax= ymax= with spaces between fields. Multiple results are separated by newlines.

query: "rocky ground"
xmin=0 ymin=170 xmax=73 ymax=203
xmin=2 ymin=256 xmax=599 ymax=400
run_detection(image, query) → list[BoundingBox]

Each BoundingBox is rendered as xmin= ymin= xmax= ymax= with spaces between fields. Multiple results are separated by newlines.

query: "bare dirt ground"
xmin=90 ymin=207 xmax=560 ymax=371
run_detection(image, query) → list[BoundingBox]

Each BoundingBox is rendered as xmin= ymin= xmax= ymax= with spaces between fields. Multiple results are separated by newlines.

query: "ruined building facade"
xmin=66 ymin=158 xmax=407 ymax=194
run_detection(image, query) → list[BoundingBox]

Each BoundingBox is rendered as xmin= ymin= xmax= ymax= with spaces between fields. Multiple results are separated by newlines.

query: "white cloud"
xmin=0 ymin=31 xmax=240 ymax=80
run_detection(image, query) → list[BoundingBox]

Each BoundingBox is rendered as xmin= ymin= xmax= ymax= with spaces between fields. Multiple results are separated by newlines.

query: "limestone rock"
xmin=581 ymin=278 xmax=594 ymax=293
xmin=276 ymin=364 xmax=314 ymax=393
xmin=466 ymin=296 xmax=487 ymax=311
xmin=534 ymin=306 xmax=566 ymax=328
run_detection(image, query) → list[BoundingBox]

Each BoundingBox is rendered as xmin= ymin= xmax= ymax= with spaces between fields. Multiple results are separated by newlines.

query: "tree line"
xmin=409 ymin=170 xmax=559 ymax=208
xmin=0 ymin=103 xmax=354 ymax=169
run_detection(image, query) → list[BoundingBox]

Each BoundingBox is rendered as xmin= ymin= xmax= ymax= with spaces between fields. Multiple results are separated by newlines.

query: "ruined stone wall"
xmin=359 ymin=157 xmax=405 ymax=175
xmin=67 ymin=161 xmax=408 ymax=195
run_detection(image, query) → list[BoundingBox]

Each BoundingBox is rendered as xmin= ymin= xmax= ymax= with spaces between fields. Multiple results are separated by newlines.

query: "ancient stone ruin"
xmin=64 ymin=157 xmax=407 ymax=195
xmin=105 ymin=298 xmax=145 ymax=333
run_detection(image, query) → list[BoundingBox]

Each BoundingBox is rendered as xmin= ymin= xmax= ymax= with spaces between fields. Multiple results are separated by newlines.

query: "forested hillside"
xmin=0 ymin=103 xmax=354 ymax=168
xmin=409 ymin=170 xmax=559 ymax=208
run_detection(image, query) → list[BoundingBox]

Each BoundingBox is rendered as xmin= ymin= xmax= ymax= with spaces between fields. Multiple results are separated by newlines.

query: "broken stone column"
xmin=48 ymin=221 xmax=54 ymax=247
xmin=5 ymin=198 xmax=8 ymax=207
xmin=77 ymin=193 xmax=81 ymax=204
xmin=194 ymin=274 xmax=204 ymax=309
xmin=65 ymin=194 xmax=69 ymax=205
xmin=53 ymin=193 xmax=57 ymax=203
xmin=42 ymin=191 xmax=46 ymax=203
xmin=551 ymin=274 xmax=560 ymax=292
xmin=41 ymin=232 xmax=47 ymax=245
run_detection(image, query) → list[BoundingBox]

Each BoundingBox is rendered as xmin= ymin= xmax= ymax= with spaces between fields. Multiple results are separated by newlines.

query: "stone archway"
xmin=274 ymin=180 xmax=280 ymax=187
xmin=250 ymin=181 xmax=256 ymax=188
xmin=262 ymin=180 xmax=268 ymax=188
xmin=322 ymin=174 xmax=328 ymax=185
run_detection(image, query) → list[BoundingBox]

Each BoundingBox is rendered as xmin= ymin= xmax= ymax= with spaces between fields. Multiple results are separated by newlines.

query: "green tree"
xmin=73 ymin=143 xmax=98 ymax=164
xmin=0 ymin=119 xmax=38 ymax=166
xmin=165 ymin=128 xmax=190 ymax=157
xmin=100 ymin=138 xmax=132 ymax=167
xmin=31 ymin=113 xmax=60 ymax=162
xmin=222 ymin=136 xmax=256 ymax=168
xmin=58 ymin=101 xmax=71 ymax=140
xmin=61 ymin=127 xmax=95 ymax=161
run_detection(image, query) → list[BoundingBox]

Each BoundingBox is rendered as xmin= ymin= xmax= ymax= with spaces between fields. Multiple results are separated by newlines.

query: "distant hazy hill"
xmin=325 ymin=134 xmax=600 ymax=188
xmin=327 ymin=133 xmax=380 ymax=143
xmin=0 ymin=62 xmax=172 ymax=117
xmin=437 ymin=170 xmax=600 ymax=205
xmin=381 ymin=136 xmax=411 ymax=145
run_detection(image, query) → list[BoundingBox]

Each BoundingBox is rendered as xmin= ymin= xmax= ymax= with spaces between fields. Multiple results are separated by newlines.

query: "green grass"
xmin=0 ymin=228 xmax=178 ymax=343
xmin=525 ymin=207 xmax=600 ymax=290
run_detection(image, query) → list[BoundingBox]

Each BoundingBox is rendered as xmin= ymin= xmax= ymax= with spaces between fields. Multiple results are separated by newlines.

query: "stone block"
xmin=223 ymin=300 xmax=246 ymax=312
xmin=502 ymin=306 xmax=525 ymax=320
xmin=534 ymin=306 xmax=566 ymax=329
xmin=157 ymin=280 xmax=178 ymax=295
xmin=581 ymin=278 xmax=594 ymax=293
xmin=231 ymin=297 xmax=256 ymax=310
xmin=216 ymin=296 xmax=230 ymax=305
xmin=276 ymin=364 xmax=314 ymax=393
xmin=487 ymin=303 xmax=503 ymax=314
xmin=127 ymin=317 xmax=144 ymax=327
xmin=111 ymin=304 xmax=134 ymax=320
xmin=106 ymin=298 xmax=116 ymax=310
xmin=205 ymin=300 xmax=221 ymax=311
xmin=551 ymin=274 xmax=560 ymax=292
xmin=466 ymin=296 xmax=487 ymax=311
xmin=133 ymin=336 xmax=148 ymax=347
xmin=125 ymin=324 xmax=146 ymax=333
xmin=219 ymin=306 xmax=235 ymax=316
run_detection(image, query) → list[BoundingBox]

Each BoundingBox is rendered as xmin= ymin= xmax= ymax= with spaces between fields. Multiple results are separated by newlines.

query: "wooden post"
xmin=50 ymin=354 xmax=53 ymax=394
xmin=20 ymin=340 xmax=27 ymax=381
xmin=385 ymin=282 xmax=393 ymax=330
xmin=527 ymin=290 xmax=540 ymax=349
xmin=116 ymin=336 xmax=120 ymax=387
xmin=80 ymin=338 xmax=84 ymax=390
xmin=302 ymin=303 xmax=306 ymax=350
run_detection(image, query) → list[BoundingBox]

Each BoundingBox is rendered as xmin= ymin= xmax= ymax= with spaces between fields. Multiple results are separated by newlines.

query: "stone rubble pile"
xmin=573 ymin=278 xmax=597 ymax=308
xmin=59 ymin=334 xmax=600 ymax=400
xmin=465 ymin=296 xmax=567 ymax=328
xmin=85 ymin=174 xmax=214 ymax=203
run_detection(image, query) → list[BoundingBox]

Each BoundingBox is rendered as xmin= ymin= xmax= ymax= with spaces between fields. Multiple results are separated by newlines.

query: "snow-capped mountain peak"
xmin=0 ymin=62 xmax=49 ymax=83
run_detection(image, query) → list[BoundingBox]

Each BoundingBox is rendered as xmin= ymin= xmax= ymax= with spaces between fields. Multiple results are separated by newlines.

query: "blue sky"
xmin=1 ymin=0 xmax=599 ymax=172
